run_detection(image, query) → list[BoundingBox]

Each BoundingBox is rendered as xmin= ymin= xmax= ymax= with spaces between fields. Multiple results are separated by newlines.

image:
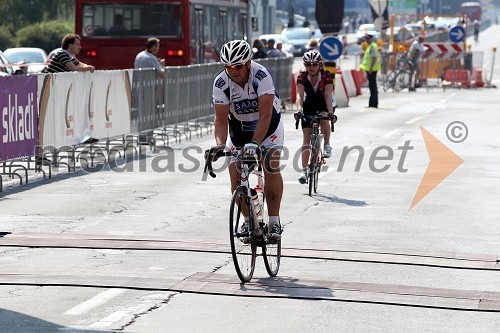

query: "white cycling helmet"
xmin=303 ymin=50 xmax=323 ymax=64
xmin=220 ymin=40 xmax=253 ymax=66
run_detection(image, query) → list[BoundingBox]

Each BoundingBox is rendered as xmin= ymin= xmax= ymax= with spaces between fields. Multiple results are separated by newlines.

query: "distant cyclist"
xmin=407 ymin=36 xmax=427 ymax=91
xmin=295 ymin=50 xmax=337 ymax=184
xmin=211 ymin=40 xmax=283 ymax=241
xmin=473 ymin=20 xmax=480 ymax=42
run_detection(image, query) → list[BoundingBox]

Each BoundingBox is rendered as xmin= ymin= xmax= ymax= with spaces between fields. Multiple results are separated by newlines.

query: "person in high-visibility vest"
xmin=359 ymin=34 xmax=381 ymax=108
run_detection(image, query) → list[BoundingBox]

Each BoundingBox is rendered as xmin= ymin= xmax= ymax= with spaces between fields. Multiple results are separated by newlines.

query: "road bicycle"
xmin=295 ymin=113 xmax=335 ymax=196
xmin=382 ymin=53 xmax=411 ymax=92
xmin=204 ymin=146 xmax=281 ymax=282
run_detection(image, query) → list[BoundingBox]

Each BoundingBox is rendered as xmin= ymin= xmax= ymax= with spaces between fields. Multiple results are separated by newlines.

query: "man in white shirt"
xmin=134 ymin=38 xmax=165 ymax=78
xmin=408 ymin=37 xmax=427 ymax=91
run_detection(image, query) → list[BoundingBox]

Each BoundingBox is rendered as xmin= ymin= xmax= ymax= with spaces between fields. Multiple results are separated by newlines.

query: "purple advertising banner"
xmin=0 ymin=75 xmax=38 ymax=161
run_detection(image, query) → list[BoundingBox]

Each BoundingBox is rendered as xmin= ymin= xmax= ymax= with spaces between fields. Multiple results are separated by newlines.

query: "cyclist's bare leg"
xmin=301 ymin=128 xmax=312 ymax=170
xmin=263 ymin=148 xmax=283 ymax=217
xmin=229 ymin=162 xmax=249 ymax=217
xmin=319 ymin=111 xmax=331 ymax=145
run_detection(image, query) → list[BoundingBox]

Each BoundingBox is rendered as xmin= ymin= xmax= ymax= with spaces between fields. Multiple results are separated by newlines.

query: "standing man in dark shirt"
xmin=45 ymin=34 xmax=95 ymax=73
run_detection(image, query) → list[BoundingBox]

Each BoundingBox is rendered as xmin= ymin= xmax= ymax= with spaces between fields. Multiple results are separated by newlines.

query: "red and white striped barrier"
xmin=342 ymin=70 xmax=357 ymax=97
xmin=423 ymin=42 xmax=464 ymax=59
xmin=335 ymin=72 xmax=349 ymax=107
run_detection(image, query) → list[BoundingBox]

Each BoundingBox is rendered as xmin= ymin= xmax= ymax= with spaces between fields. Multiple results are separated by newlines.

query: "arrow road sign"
xmin=319 ymin=36 xmax=343 ymax=61
xmin=449 ymin=26 xmax=465 ymax=43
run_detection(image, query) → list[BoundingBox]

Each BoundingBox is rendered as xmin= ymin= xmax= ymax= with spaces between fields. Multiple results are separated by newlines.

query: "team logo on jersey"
xmin=269 ymin=134 xmax=278 ymax=142
xmin=255 ymin=69 xmax=267 ymax=81
xmin=215 ymin=77 xmax=226 ymax=89
xmin=234 ymin=99 xmax=258 ymax=114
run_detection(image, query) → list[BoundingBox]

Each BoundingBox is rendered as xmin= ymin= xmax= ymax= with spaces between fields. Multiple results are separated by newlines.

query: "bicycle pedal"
xmin=255 ymin=235 xmax=266 ymax=247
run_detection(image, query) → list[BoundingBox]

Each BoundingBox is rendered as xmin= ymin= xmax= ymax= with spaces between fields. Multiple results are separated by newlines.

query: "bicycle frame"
xmin=295 ymin=113 xmax=334 ymax=196
xmin=203 ymin=146 xmax=280 ymax=282
xmin=235 ymin=152 xmax=267 ymax=233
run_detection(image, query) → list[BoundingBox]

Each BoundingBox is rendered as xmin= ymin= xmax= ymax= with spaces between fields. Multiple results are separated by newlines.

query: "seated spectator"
xmin=108 ymin=14 xmax=128 ymax=35
xmin=277 ymin=42 xmax=292 ymax=58
xmin=44 ymin=34 xmax=98 ymax=145
xmin=307 ymin=38 xmax=319 ymax=51
xmin=252 ymin=38 xmax=267 ymax=59
xmin=267 ymin=39 xmax=285 ymax=58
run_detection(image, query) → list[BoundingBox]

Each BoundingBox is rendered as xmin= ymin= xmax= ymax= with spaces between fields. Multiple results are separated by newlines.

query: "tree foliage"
xmin=0 ymin=28 xmax=15 ymax=51
xmin=16 ymin=20 xmax=73 ymax=53
xmin=0 ymin=0 xmax=74 ymax=36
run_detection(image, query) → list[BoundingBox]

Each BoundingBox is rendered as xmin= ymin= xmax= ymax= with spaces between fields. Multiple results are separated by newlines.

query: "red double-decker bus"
xmin=460 ymin=2 xmax=481 ymax=23
xmin=75 ymin=0 xmax=248 ymax=69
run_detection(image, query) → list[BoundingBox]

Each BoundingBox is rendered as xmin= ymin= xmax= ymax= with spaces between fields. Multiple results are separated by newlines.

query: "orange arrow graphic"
xmin=409 ymin=126 xmax=464 ymax=210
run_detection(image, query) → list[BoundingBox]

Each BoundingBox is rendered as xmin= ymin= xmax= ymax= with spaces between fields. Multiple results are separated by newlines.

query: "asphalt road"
xmin=1 ymin=25 xmax=500 ymax=332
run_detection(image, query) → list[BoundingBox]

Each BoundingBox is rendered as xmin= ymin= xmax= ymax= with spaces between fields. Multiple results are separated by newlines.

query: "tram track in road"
xmin=1 ymin=266 xmax=500 ymax=313
xmin=1 ymin=232 xmax=500 ymax=312
xmin=1 ymin=232 xmax=499 ymax=271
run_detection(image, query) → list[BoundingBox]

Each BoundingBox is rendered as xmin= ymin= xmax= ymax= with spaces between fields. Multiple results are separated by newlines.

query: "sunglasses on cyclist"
xmin=304 ymin=62 xmax=319 ymax=67
xmin=225 ymin=63 xmax=246 ymax=71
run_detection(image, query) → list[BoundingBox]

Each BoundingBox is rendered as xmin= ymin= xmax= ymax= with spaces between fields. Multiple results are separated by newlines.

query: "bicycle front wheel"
xmin=262 ymin=196 xmax=281 ymax=277
xmin=398 ymin=71 xmax=411 ymax=90
xmin=313 ymin=154 xmax=321 ymax=194
xmin=308 ymin=137 xmax=318 ymax=196
xmin=263 ymin=239 xmax=281 ymax=277
xmin=229 ymin=186 xmax=256 ymax=283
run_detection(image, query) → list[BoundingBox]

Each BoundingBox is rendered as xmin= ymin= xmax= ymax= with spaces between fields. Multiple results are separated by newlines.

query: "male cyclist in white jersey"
xmin=212 ymin=40 xmax=283 ymax=241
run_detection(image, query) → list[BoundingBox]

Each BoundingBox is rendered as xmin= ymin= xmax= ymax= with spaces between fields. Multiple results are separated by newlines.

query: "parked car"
xmin=386 ymin=26 xmax=415 ymax=43
xmin=46 ymin=48 xmax=62 ymax=64
xmin=405 ymin=23 xmax=422 ymax=37
xmin=280 ymin=27 xmax=316 ymax=56
xmin=356 ymin=23 xmax=381 ymax=44
xmin=0 ymin=50 xmax=15 ymax=76
xmin=258 ymin=34 xmax=289 ymax=45
xmin=4 ymin=47 xmax=48 ymax=73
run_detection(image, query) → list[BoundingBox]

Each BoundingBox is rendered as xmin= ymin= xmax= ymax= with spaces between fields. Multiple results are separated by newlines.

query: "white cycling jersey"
xmin=212 ymin=62 xmax=282 ymax=148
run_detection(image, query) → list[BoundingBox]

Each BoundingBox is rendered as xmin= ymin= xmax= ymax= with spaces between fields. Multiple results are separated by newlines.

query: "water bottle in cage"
xmin=251 ymin=188 xmax=263 ymax=235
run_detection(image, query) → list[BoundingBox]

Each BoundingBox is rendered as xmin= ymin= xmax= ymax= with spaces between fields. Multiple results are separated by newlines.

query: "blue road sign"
xmin=449 ymin=26 xmax=465 ymax=43
xmin=319 ymin=36 xmax=343 ymax=61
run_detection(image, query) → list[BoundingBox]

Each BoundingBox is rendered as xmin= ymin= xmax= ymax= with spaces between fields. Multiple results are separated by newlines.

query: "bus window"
xmin=81 ymin=3 xmax=183 ymax=38
xmin=76 ymin=0 xmax=248 ymax=69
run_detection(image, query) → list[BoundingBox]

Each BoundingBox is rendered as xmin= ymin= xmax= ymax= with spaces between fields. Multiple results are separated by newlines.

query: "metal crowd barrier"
xmin=1 ymin=58 xmax=293 ymax=191
xmin=378 ymin=50 xmax=485 ymax=91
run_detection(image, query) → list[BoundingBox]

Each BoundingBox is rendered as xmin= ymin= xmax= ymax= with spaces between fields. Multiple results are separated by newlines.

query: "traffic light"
xmin=315 ymin=0 xmax=344 ymax=34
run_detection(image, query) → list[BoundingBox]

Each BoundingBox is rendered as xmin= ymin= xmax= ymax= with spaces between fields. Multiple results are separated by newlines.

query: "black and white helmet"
xmin=303 ymin=50 xmax=323 ymax=64
xmin=220 ymin=40 xmax=253 ymax=66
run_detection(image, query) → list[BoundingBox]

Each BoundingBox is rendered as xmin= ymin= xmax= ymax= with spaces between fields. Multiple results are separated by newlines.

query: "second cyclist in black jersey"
xmin=295 ymin=50 xmax=337 ymax=184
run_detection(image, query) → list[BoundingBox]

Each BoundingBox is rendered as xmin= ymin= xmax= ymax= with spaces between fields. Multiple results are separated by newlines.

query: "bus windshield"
xmin=81 ymin=3 xmax=183 ymax=38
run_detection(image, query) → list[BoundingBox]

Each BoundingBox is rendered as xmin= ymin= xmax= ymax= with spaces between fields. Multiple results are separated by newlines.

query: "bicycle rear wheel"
xmin=229 ymin=186 xmax=256 ymax=283
xmin=384 ymin=71 xmax=396 ymax=92
xmin=262 ymin=196 xmax=281 ymax=277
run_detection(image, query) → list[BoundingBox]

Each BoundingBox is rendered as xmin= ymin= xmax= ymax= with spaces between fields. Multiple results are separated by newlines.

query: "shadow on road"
xmin=309 ymin=193 xmax=368 ymax=206
xmin=0 ymin=308 xmax=112 ymax=333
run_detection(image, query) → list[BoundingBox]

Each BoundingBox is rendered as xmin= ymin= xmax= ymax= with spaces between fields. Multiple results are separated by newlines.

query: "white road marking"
xmin=350 ymin=147 xmax=371 ymax=157
xmin=382 ymin=129 xmax=400 ymax=138
xmin=406 ymin=115 xmax=428 ymax=124
xmin=64 ymin=289 xmax=126 ymax=315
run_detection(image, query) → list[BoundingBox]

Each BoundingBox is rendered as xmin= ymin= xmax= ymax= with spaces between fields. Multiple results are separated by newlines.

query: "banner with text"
xmin=0 ymin=75 xmax=38 ymax=161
